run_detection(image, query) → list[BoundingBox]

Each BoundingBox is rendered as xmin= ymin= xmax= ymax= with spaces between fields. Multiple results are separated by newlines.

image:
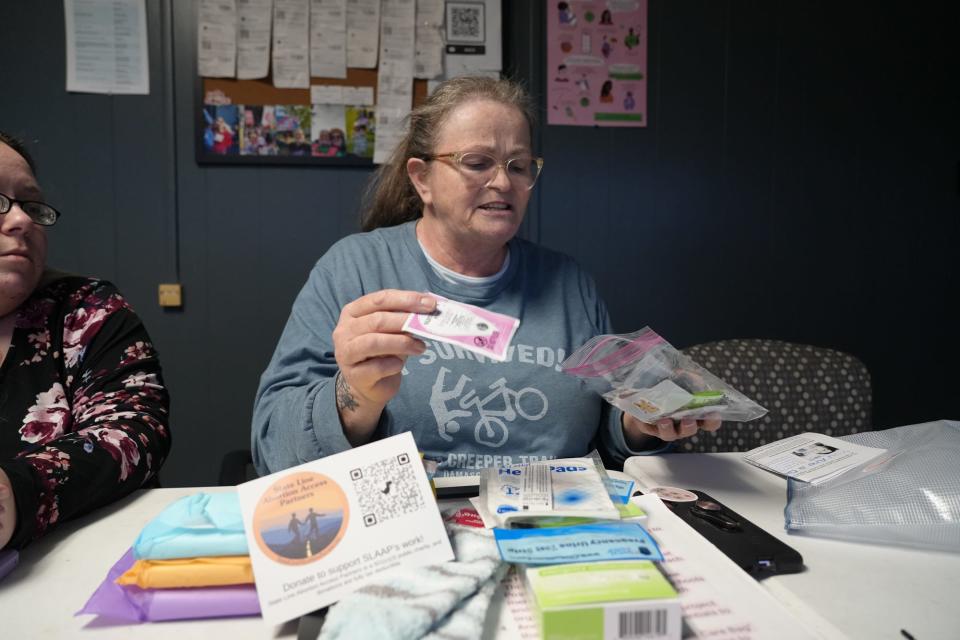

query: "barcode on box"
xmin=618 ymin=609 xmax=668 ymax=638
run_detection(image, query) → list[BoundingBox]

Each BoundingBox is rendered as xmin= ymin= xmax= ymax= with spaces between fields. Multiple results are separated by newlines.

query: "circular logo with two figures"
xmin=252 ymin=472 xmax=349 ymax=565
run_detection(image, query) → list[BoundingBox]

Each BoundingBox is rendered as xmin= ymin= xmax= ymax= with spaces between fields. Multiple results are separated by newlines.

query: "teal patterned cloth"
xmin=319 ymin=517 xmax=505 ymax=640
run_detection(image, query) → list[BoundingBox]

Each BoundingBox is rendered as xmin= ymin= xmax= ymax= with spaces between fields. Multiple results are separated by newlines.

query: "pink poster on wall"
xmin=547 ymin=1 xmax=648 ymax=127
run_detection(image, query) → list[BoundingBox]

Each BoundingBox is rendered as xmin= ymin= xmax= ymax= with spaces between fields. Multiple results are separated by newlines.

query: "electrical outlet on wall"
xmin=158 ymin=283 xmax=183 ymax=308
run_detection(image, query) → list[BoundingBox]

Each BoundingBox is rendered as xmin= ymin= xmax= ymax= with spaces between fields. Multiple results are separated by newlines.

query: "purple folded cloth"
xmin=77 ymin=548 xmax=260 ymax=623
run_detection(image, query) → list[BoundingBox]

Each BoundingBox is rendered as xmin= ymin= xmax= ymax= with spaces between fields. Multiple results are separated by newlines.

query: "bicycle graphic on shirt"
xmin=429 ymin=367 xmax=548 ymax=448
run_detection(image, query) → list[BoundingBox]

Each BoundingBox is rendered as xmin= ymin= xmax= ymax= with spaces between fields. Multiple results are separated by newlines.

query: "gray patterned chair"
xmin=678 ymin=339 xmax=873 ymax=453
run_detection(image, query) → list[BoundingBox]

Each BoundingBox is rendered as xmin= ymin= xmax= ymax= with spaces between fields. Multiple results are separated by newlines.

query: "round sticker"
xmin=252 ymin=471 xmax=349 ymax=565
xmin=647 ymin=486 xmax=699 ymax=503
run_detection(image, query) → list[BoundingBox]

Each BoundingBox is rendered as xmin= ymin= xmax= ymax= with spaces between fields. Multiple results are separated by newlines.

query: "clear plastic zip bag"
xmin=785 ymin=420 xmax=960 ymax=552
xmin=560 ymin=327 xmax=767 ymax=424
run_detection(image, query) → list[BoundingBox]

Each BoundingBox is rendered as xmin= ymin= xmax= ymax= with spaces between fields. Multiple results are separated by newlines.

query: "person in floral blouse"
xmin=0 ymin=131 xmax=171 ymax=550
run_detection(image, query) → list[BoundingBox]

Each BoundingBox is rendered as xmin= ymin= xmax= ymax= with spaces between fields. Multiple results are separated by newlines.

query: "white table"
xmin=5 ymin=464 xmax=960 ymax=640
xmin=3 ymin=488 xmax=487 ymax=640
xmin=624 ymin=453 xmax=960 ymax=640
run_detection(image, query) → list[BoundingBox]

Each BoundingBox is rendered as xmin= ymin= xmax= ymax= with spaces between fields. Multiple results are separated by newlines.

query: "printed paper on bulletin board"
xmin=547 ymin=1 xmax=648 ymax=127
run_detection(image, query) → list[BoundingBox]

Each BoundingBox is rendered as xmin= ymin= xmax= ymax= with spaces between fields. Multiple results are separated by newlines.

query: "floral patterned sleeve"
xmin=0 ymin=278 xmax=171 ymax=549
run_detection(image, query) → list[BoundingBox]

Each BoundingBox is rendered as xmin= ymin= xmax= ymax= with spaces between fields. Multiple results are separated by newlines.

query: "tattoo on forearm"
xmin=336 ymin=372 xmax=360 ymax=412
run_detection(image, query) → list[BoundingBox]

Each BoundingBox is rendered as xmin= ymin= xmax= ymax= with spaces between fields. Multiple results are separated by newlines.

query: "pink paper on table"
xmin=403 ymin=294 xmax=519 ymax=362
xmin=76 ymin=548 xmax=260 ymax=623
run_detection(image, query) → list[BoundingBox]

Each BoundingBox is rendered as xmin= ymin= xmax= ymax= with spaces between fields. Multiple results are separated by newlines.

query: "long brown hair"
xmin=360 ymin=76 xmax=537 ymax=232
xmin=0 ymin=130 xmax=38 ymax=175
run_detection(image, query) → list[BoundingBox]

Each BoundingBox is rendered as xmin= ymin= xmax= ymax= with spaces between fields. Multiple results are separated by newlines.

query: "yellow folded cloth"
xmin=115 ymin=556 xmax=254 ymax=589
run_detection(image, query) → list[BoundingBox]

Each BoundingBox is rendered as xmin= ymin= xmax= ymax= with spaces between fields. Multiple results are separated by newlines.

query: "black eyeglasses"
xmin=0 ymin=192 xmax=61 ymax=226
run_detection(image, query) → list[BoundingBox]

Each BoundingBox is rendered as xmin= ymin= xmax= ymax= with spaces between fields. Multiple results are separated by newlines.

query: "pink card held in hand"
xmin=403 ymin=294 xmax=520 ymax=362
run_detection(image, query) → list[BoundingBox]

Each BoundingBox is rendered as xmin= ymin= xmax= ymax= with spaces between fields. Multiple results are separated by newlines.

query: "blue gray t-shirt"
xmin=252 ymin=221 xmax=653 ymax=476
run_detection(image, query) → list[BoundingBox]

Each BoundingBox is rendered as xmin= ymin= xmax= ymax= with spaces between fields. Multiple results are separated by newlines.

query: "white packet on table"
xmin=477 ymin=457 xmax=620 ymax=528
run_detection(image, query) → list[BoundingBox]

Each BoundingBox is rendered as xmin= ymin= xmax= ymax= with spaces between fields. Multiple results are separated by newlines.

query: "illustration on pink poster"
xmin=547 ymin=1 xmax=648 ymax=127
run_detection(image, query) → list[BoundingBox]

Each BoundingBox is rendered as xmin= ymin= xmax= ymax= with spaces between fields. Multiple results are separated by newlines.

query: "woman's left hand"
xmin=622 ymin=413 xmax=722 ymax=444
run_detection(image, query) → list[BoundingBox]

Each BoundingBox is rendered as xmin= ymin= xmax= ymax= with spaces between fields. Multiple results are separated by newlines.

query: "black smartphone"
xmin=434 ymin=475 xmax=481 ymax=499
xmin=648 ymin=489 xmax=804 ymax=578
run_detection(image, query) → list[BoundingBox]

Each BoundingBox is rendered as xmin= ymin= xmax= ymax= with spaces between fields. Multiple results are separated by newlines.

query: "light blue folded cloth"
xmin=319 ymin=516 xmax=506 ymax=640
xmin=132 ymin=492 xmax=249 ymax=560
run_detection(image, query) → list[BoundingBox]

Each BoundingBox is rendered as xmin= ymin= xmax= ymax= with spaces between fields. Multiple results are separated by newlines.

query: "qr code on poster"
xmin=447 ymin=2 xmax=484 ymax=42
xmin=350 ymin=453 xmax=425 ymax=527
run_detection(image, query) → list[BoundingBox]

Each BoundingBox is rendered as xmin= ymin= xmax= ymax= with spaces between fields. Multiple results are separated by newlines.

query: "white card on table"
xmin=237 ymin=432 xmax=453 ymax=624
xmin=744 ymin=432 xmax=886 ymax=485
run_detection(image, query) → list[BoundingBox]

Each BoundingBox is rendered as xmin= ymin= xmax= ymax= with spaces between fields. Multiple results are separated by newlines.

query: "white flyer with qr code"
xmin=237 ymin=432 xmax=453 ymax=624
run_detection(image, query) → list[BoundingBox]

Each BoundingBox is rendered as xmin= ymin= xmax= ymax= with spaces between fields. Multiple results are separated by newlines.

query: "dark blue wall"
xmin=1 ymin=1 xmax=956 ymax=487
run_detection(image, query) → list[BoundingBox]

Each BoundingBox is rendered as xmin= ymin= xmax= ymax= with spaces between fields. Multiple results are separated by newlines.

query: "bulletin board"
xmin=195 ymin=71 xmax=430 ymax=167
xmin=194 ymin=0 xmax=504 ymax=167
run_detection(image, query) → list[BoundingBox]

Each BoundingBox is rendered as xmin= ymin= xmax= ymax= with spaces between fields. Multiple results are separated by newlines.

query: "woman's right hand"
xmin=332 ymin=290 xmax=436 ymax=442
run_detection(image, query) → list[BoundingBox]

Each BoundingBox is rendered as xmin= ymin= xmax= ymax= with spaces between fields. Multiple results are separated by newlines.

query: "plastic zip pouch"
xmin=785 ymin=420 xmax=960 ymax=552
xmin=561 ymin=327 xmax=767 ymax=424
xmin=403 ymin=294 xmax=520 ymax=362
xmin=494 ymin=522 xmax=663 ymax=565
xmin=132 ymin=492 xmax=248 ymax=560
xmin=477 ymin=457 xmax=620 ymax=528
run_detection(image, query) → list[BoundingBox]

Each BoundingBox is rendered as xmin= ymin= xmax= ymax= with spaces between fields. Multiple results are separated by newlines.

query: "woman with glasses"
xmin=0 ymin=131 xmax=170 ymax=551
xmin=252 ymin=77 xmax=717 ymax=477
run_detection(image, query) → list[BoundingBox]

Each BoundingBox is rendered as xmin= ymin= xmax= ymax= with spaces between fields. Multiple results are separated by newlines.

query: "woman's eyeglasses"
xmin=0 ymin=193 xmax=61 ymax=226
xmin=426 ymin=151 xmax=544 ymax=191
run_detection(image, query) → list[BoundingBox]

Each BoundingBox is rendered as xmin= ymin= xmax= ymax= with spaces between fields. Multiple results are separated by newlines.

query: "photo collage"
xmin=201 ymin=104 xmax=376 ymax=159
